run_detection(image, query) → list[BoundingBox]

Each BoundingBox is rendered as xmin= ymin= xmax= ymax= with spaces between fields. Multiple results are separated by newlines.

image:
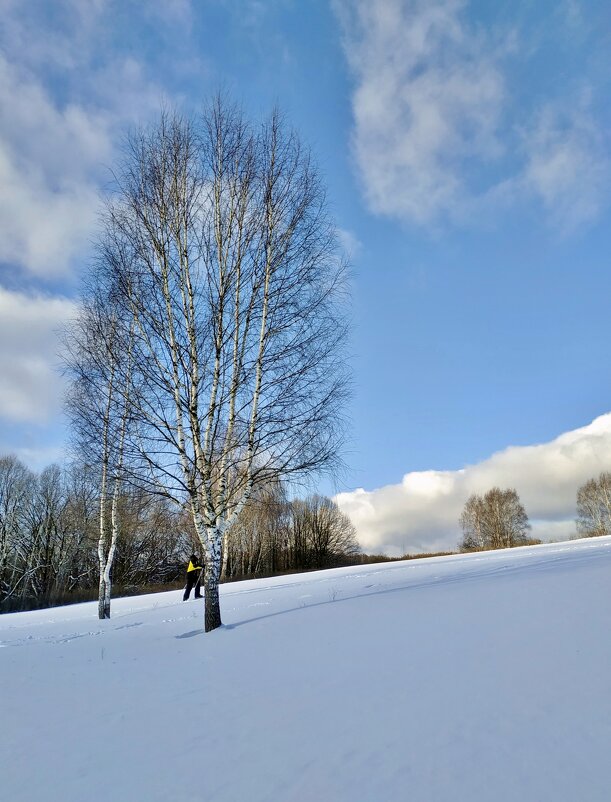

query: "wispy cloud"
xmin=334 ymin=0 xmax=506 ymax=224
xmin=334 ymin=0 xmax=610 ymax=230
xmin=520 ymin=98 xmax=610 ymax=230
xmin=336 ymin=414 xmax=611 ymax=555
xmin=337 ymin=228 xmax=362 ymax=260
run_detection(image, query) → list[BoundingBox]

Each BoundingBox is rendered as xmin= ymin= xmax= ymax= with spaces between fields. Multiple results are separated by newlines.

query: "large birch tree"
xmin=81 ymin=99 xmax=349 ymax=631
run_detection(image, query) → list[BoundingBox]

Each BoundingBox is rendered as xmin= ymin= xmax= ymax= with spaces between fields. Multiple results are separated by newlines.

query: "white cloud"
xmin=0 ymin=287 xmax=76 ymax=422
xmin=334 ymin=0 xmax=505 ymax=225
xmin=520 ymin=100 xmax=610 ymax=230
xmin=334 ymin=0 xmax=610 ymax=229
xmin=336 ymin=413 xmax=611 ymax=555
xmin=0 ymin=1 xmax=190 ymax=278
xmin=0 ymin=54 xmax=109 ymax=276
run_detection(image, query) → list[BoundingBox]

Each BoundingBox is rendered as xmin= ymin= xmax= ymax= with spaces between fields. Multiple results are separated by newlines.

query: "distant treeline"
xmin=1 ymin=456 xmax=362 ymax=613
xmin=3 ymin=453 xmax=609 ymax=614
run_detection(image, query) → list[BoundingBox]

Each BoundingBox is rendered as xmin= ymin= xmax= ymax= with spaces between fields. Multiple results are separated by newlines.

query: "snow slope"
xmin=2 ymin=537 xmax=611 ymax=802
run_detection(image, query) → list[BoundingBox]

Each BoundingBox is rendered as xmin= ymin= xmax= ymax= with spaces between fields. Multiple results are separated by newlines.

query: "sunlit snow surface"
xmin=2 ymin=538 xmax=611 ymax=802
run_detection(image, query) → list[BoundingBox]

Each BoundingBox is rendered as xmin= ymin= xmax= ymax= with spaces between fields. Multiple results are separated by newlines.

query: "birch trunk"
xmin=97 ymin=374 xmax=112 ymax=620
xmin=204 ymin=554 xmax=221 ymax=632
xmin=96 ymin=320 xmax=132 ymax=620
xmin=99 ymin=476 xmax=120 ymax=619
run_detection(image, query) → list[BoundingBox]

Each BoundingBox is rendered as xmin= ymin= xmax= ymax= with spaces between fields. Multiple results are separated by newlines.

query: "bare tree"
xmin=258 ymin=481 xmax=291 ymax=575
xmin=460 ymin=487 xmax=531 ymax=551
xmin=576 ymin=472 xmax=611 ymax=538
xmin=64 ymin=286 xmax=135 ymax=619
xmin=224 ymin=499 xmax=266 ymax=578
xmin=222 ymin=486 xmax=359 ymax=578
xmin=221 ymin=480 xmax=290 ymax=579
xmin=459 ymin=494 xmax=486 ymax=552
xmin=77 ymin=98 xmax=349 ymax=630
xmin=0 ymin=453 xmax=191 ymax=612
xmin=0 ymin=458 xmax=94 ymax=611
xmin=289 ymin=495 xmax=359 ymax=569
xmin=0 ymin=456 xmax=38 ymax=606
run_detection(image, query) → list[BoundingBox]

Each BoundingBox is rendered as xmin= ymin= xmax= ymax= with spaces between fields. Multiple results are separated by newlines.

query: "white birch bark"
xmin=97 ymin=320 xmax=133 ymax=619
xmin=97 ymin=360 xmax=113 ymax=620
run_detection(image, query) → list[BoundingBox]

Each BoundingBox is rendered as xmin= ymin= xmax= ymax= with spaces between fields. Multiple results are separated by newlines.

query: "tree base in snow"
xmin=204 ymin=587 xmax=222 ymax=632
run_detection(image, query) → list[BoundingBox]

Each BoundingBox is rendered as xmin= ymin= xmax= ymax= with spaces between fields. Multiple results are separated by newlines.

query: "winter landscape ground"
xmin=1 ymin=537 xmax=611 ymax=802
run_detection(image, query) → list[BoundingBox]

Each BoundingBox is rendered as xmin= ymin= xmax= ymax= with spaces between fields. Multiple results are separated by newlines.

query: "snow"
xmin=2 ymin=537 xmax=611 ymax=802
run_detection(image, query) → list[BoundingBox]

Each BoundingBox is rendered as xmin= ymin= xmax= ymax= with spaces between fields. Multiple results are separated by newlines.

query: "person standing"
xmin=183 ymin=554 xmax=203 ymax=600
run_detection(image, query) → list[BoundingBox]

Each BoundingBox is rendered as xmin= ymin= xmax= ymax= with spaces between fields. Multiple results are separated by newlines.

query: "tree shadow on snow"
xmin=175 ymin=629 xmax=205 ymax=639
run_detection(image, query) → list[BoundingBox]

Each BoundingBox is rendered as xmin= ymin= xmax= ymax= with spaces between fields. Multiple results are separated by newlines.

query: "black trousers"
xmin=183 ymin=570 xmax=202 ymax=600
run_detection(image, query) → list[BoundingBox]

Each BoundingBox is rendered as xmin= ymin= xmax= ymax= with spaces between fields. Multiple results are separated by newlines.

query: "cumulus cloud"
xmin=334 ymin=0 xmax=610 ymax=229
xmin=335 ymin=414 xmax=611 ymax=555
xmin=0 ymin=56 xmax=107 ymax=277
xmin=0 ymin=0 xmax=195 ymax=278
xmin=0 ymin=287 xmax=76 ymax=422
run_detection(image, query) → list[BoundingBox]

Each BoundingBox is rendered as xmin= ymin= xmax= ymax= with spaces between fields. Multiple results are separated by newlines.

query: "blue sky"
xmin=1 ymin=0 xmax=610 ymax=551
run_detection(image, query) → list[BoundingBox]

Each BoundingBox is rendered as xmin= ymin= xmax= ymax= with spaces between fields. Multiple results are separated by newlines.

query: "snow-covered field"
xmin=2 ymin=537 xmax=611 ymax=802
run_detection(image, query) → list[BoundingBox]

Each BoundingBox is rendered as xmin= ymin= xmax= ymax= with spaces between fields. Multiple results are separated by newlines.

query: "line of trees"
xmin=0 ymin=455 xmax=196 ymax=613
xmin=223 ymin=484 xmax=359 ymax=578
xmin=5 ymin=459 xmax=610 ymax=611
xmin=0 ymin=454 xmax=359 ymax=613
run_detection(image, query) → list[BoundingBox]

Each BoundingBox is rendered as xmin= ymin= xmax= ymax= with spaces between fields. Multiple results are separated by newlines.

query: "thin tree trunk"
xmin=99 ymin=477 xmax=120 ymax=619
xmin=97 ymin=459 xmax=110 ymax=619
